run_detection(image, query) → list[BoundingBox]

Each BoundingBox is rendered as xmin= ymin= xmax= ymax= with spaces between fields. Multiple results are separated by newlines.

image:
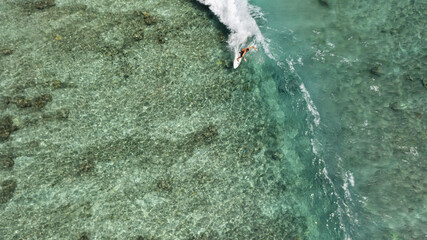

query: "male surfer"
xmin=236 ymin=46 xmax=258 ymax=62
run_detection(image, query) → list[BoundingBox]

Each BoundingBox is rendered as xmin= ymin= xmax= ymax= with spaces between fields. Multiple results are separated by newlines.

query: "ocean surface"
xmin=1 ymin=0 xmax=426 ymax=239
xmin=200 ymin=0 xmax=426 ymax=239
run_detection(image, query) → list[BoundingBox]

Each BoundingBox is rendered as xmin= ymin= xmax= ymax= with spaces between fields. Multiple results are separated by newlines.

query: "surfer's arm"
xmin=249 ymin=46 xmax=258 ymax=51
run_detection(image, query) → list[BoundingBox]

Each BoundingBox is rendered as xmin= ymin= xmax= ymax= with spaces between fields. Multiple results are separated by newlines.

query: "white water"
xmin=300 ymin=83 xmax=320 ymax=127
xmin=196 ymin=0 xmax=270 ymax=57
xmin=197 ymin=1 xmax=356 ymax=238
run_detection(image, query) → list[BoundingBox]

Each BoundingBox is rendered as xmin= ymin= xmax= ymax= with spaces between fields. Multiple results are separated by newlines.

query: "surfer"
xmin=236 ymin=46 xmax=258 ymax=62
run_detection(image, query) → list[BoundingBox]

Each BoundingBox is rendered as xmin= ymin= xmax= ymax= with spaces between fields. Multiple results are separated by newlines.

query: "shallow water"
xmin=0 ymin=0 xmax=426 ymax=239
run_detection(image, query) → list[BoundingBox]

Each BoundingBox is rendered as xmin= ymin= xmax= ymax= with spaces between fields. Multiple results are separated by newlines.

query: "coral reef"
xmin=0 ymin=0 xmax=306 ymax=239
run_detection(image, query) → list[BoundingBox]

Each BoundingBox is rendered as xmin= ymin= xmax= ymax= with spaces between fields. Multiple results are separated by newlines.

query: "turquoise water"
xmin=0 ymin=0 xmax=425 ymax=239
xmin=246 ymin=0 xmax=426 ymax=239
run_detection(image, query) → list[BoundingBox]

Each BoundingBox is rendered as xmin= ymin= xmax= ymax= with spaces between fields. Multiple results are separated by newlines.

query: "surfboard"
xmin=234 ymin=53 xmax=242 ymax=69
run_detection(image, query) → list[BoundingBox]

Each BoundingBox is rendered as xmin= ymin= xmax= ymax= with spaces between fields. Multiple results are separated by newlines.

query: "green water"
xmin=0 ymin=0 xmax=426 ymax=239
xmin=249 ymin=0 xmax=427 ymax=239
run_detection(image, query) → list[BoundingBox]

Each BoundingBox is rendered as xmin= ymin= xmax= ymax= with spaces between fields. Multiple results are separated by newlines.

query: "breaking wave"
xmin=197 ymin=0 xmax=357 ymax=238
xmin=196 ymin=0 xmax=271 ymax=57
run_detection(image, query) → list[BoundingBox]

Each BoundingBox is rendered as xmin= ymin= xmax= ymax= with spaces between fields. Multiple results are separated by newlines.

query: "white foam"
xmin=297 ymin=57 xmax=303 ymax=66
xmin=198 ymin=2 xmax=357 ymax=237
xmin=369 ymin=85 xmax=379 ymax=92
xmin=349 ymin=172 xmax=355 ymax=187
xmin=196 ymin=0 xmax=271 ymax=57
xmin=286 ymin=58 xmax=295 ymax=72
xmin=299 ymin=83 xmax=320 ymax=126
xmin=343 ymin=171 xmax=355 ymax=201
xmin=409 ymin=146 xmax=419 ymax=156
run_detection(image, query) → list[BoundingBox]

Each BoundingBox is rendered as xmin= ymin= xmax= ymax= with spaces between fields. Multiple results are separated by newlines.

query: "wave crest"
xmin=197 ymin=0 xmax=266 ymax=55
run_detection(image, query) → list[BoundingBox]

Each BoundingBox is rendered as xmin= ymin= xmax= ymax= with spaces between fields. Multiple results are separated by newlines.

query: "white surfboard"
xmin=234 ymin=52 xmax=242 ymax=69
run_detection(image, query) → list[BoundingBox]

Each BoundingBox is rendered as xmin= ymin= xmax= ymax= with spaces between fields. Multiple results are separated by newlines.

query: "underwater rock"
xmin=76 ymin=153 xmax=96 ymax=176
xmin=2 ymin=48 xmax=13 ymax=55
xmin=13 ymin=96 xmax=32 ymax=108
xmin=136 ymin=236 xmax=156 ymax=240
xmin=389 ymin=102 xmax=399 ymax=111
xmin=192 ymin=124 xmax=218 ymax=144
xmin=77 ymin=232 xmax=90 ymax=240
xmin=50 ymin=80 xmax=63 ymax=89
xmin=0 ymin=179 xmax=17 ymax=204
xmin=0 ymin=116 xmax=16 ymax=141
xmin=3 ymin=94 xmax=57 ymax=109
xmin=405 ymin=75 xmax=415 ymax=81
xmin=41 ymin=108 xmax=70 ymax=121
xmin=156 ymin=178 xmax=172 ymax=192
xmin=54 ymin=108 xmax=70 ymax=120
xmin=414 ymin=112 xmax=423 ymax=119
xmin=264 ymin=149 xmax=283 ymax=161
xmin=0 ymin=155 xmax=14 ymax=170
xmin=0 ymin=96 xmax=9 ymax=110
xmin=132 ymin=29 xmax=144 ymax=41
xmin=143 ymin=12 xmax=156 ymax=25
xmin=194 ymin=171 xmax=210 ymax=185
xmin=318 ymin=0 xmax=329 ymax=8
xmin=390 ymin=102 xmax=408 ymax=111
xmin=157 ymin=33 xmax=166 ymax=44
xmin=370 ymin=65 xmax=383 ymax=76
xmin=34 ymin=0 xmax=55 ymax=10
xmin=33 ymin=93 xmax=52 ymax=109
xmin=277 ymin=81 xmax=287 ymax=94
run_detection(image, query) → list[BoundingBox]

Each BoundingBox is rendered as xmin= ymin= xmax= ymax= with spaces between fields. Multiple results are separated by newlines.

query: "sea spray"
xmin=196 ymin=0 xmax=269 ymax=57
